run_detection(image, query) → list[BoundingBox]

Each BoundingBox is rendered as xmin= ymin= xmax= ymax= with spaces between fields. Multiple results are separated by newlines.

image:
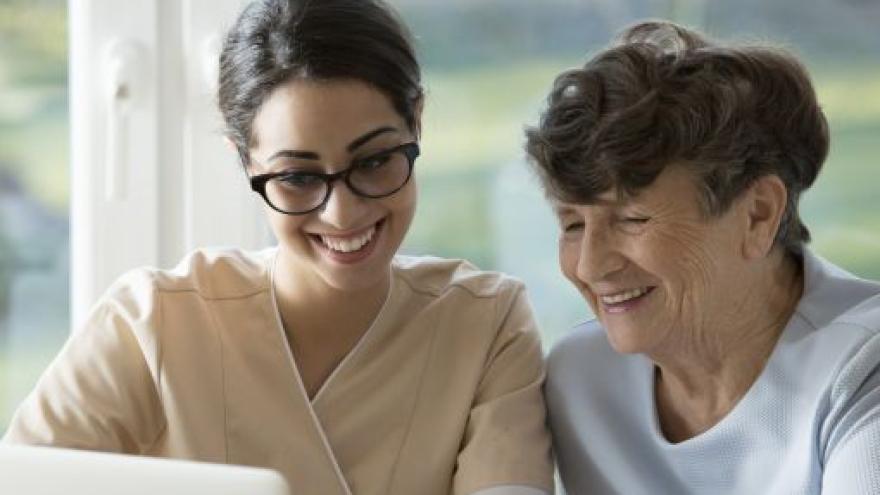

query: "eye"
xmin=275 ymin=172 xmax=324 ymax=189
xmin=355 ymin=152 xmax=392 ymax=171
xmin=615 ymin=214 xmax=651 ymax=234
xmin=563 ymin=221 xmax=585 ymax=233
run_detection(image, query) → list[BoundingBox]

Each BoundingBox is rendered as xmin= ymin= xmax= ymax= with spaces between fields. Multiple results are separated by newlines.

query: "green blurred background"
xmin=1 ymin=0 xmax=879 ymax=430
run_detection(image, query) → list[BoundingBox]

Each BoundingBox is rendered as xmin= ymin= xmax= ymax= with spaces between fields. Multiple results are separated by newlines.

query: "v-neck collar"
xmin=267 ymin=249 xmax=396 ymax=405
xmin=263 ymin=249 xmax=398 ymax=495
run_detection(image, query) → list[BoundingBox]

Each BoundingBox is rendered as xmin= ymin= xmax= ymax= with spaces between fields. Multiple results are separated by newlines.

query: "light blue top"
xmin=545 ymin=249 xmax=880 ymax=495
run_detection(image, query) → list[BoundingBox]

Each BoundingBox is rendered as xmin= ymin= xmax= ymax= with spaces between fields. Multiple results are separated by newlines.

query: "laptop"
xmin=0 ymin=444 xmax=291 ymax=495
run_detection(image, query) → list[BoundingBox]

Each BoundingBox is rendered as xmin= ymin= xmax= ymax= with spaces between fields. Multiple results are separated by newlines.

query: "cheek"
xmin=646 ymin=227 xmax=721 ymax=321
xmin=264 ymin=207 xmax=307 ymax=241
xmin=645 ymin=223 xmax=716 ymax=277
xmin=388 ymin=182 xmax=417 ymax=222
xmin=674 ymin=237 xmax=723 ymax=288
xmin=379 ymin=182 xmax=417 ymax=245
xmin=558 ymin=237 xmax=581 ymax=284
xmin=264 ymin=206 xmax=285 ymax=236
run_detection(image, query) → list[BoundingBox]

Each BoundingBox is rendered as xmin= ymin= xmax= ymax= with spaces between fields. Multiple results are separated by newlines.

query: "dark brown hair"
xmin=525 ymin=20 xmax=829 ymax=254
xmin=219 ymin=0 xmax=423 ymax=166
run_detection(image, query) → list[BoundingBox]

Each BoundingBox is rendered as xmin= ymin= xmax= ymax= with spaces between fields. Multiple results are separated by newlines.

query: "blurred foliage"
xmin=0 ymin=0 xmax=67 ymax=84
xmin=814 ymin=66 xmax=880 ymax=125
xmin=0 ymin=0 xmax=68 ymax=431
xmin=0 ymin=214 xmax=12 ymax=309
xmin=419 ymin=60 xmax=570 ymax=172
xmin=0 ymin=0 xmax=68 ymax=212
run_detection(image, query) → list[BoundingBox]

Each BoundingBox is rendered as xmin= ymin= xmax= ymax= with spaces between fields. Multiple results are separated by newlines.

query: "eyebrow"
xmin=552 ymin=204 xmax=574 ymax=216
xmin=266 ymin=126 xmax=399 ymax=163
xmin=347 ymin=126 xmax=397 ymax=152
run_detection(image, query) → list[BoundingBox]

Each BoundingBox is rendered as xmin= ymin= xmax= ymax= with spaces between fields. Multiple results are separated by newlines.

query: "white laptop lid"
xmin=0 ymin=445 xmax=291 ymax=495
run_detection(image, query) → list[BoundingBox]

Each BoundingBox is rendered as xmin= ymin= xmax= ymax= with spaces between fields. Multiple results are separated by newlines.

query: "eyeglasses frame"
xmin=248 ymin=141 xmax=420 ymax=215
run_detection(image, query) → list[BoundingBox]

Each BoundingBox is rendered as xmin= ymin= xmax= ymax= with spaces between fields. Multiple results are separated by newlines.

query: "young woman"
xmin=2 ymin=1 xmax=553 ymax=494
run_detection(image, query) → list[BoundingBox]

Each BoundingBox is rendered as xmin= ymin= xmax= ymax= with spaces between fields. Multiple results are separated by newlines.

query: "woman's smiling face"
xmin=555 ymin=165 xmax=751 ymax=356
xmin=248 ymin=78 xmax=419 ymax=293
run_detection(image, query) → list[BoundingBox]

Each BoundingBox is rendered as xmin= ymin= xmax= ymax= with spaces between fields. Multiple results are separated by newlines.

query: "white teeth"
xmin=320 ymin=226 xmax=376 ymax=253
xmin=600 ymin=287 xmax=650 ymax=305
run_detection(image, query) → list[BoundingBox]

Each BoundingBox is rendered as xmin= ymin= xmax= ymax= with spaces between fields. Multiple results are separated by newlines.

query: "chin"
xmin=316 ymin=237 xmax=401 ymax=294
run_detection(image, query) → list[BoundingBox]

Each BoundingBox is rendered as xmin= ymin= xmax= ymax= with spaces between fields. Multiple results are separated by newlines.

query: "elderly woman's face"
xmin=555 ymin=165 xmax=751 ymax=355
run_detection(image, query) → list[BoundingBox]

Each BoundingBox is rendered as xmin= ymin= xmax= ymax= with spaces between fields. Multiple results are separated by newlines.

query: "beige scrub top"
xmin=2 ymin=248 xmax=554 ymax=495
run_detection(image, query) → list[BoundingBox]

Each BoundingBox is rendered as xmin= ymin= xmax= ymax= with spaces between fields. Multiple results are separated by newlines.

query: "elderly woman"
xmin=526 ymin=21 xmax=880 ymax=494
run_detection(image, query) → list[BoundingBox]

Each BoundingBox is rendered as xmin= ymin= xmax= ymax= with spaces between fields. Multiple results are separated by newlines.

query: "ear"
xmin=741 ymin=174 xmax=788 ymax=260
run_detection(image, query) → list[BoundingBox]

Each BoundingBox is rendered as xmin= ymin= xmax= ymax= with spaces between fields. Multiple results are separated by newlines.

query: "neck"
xmin=272 ymin=250 xmax=391 ymax=343
xmin=271 ymin=250 xmax=391 ymax=399
xmin=653 ymin=250 xmax=803 ymax=442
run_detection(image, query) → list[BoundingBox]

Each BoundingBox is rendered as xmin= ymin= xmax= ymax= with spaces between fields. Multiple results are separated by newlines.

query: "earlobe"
xmin=742 ymin=175 xmax=788 ymax=259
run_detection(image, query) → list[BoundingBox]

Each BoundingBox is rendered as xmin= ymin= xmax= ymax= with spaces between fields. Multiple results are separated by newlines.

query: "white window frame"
xmin=69 ymin=0 xmax=269 ymax=329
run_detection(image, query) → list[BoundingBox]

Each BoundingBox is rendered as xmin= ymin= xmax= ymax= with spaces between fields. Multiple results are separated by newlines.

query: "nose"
xmin=574 ymin=226 xmax=627 ymax=284
xmin=317 ymin=180 xmax=367 ymax=229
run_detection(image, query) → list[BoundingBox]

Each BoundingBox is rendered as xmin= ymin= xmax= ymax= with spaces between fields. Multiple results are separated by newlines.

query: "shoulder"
xmin=545 ymin=320 xmax=632 ymax=395
xmin=106 ymin=247 xmax=273 ymax=303
xmin=547 ymin=320 xmax=612 ymax=372
xmin=787 ymin=278 xmax=880 ymax=456
xmin=796 ymin=250 xmax=880 ymax=330
xmin=824 ymin=295 xmax=880 ymax=406
xmin=792 ymin=285 xmax=880 ymax=380
xmin=78 ymin=248 xmax=275 ymax=362
xmin=786 ymin=252 xmax=880 ymax=398
xmin=88 ymin=247 xmax=273 ymax=328
xmin=544 ymin=320 xmax=649 ymax=442
xmin=392 ymin=255 xmax=525 ymax=301
xmin=792 ymin=256 xmax=880 ymax=401
xmin=546 ymin=319 xmax=650 ymax=398
xmin=390 ymin=256 xmax=539 ymax=355
xmin=832 ymin=293 xmax=880 ymax=335
xmin=816 ymin=301 xmax=880 ymax=463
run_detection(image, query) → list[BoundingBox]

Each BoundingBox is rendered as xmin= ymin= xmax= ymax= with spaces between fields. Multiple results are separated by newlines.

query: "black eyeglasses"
xmin=249 ymin=142 xmax=420 ymax=215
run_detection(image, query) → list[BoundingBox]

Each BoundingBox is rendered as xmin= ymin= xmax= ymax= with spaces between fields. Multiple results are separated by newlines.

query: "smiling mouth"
xmin=599 ymin=286 xmax=655 ymax=305
xmin=320 ymin=226 xmax=375 ymax=253
xmin=311 ymin=218 xmax=385 ymax=255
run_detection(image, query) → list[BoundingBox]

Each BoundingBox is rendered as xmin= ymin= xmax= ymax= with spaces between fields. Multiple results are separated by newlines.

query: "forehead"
xmin=250 ymin=79 xmax=406 ymax=151
xmin=551 ymin=165 xmax=700 ymax=213
xmin=551 ymin=190 xmax=620 ymax=215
